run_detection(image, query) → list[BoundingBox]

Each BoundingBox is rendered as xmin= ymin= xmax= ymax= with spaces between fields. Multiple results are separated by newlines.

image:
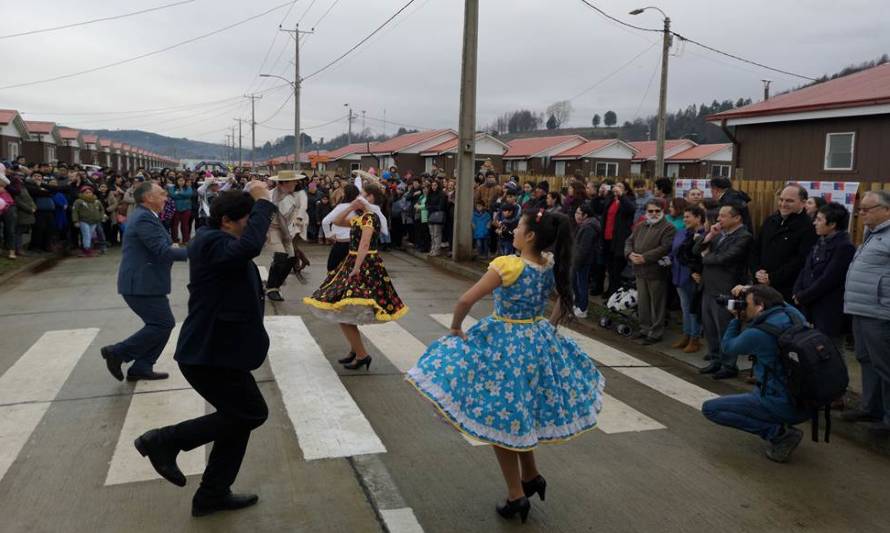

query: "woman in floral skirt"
xmin=304 ymin=182 xmax=408 ymax=370
xmin=406 ymin=209 xmax=605 ymax=523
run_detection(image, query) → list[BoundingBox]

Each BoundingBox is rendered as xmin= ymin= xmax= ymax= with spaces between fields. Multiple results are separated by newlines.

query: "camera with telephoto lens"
xmin=715 ymin=294 xmax=745 ymax=312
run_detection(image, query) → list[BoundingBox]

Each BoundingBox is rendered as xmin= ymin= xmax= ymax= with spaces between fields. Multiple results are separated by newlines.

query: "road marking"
xmin=257 ymin=264 xmax=268 ymax=283
xmin=359 ymin=322 xmax=427 ymax=373
xmin=380 ymin=508 xmax=425 ymax=533
xmin=431 ymin=313 xmax=668 ymax=434
xmin=0 ymin=328 xmax=99 ymax=483
xmin=560 ymin=329 xmax=651 ymax=367
xmin=266 ymin=316 xmax=386 ymax=461
xmin=105 ymin=323 xmax=207 ymax=486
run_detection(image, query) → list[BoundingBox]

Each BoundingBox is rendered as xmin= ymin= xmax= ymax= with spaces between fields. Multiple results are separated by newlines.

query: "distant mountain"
xmin=78 ymin=129 xmax=231 ymax=160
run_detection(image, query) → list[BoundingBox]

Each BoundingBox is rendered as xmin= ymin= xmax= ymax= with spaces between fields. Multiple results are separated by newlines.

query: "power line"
xmin=567 ymin=41 xmax=658 ymax=102
xmin=365 ymin=115 xmax=431 ymax=132
xmin=242 ymin=0 xmax=302 ymax=95
xmin=672 ymin=32 xmax=816 ymax=81
xmin=257 ymin=114 xmax=347 ymax=131
xmin=0 ymin=0 xmax=197 ymax=40
xmin=577 ymin=0 xmax=816 ymax=82
xmin=631 ymin=49 xmax=661 ymax=120
xmin=302 ymin=0 xmax=418 ymax=82
xmin=0 ymin=1 xmax=294 ymax=91
xmin=299 ymin=0 xmax=343 ymax=47
xmin=258 ymin=93 xmax=294 ymax=124
xmin=296 ymin=0 xmax=320 ymax=23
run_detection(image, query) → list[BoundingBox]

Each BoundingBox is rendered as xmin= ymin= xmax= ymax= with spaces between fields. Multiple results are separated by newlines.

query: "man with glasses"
xmin=625 ymin=199 xmax=676 ymax=345
xmin=842 ymin=190 xmax=890 ymax=436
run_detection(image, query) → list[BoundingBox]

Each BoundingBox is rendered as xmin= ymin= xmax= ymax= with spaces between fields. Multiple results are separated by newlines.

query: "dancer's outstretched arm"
xmin=449 ymin=270 xmax=501 ymax=339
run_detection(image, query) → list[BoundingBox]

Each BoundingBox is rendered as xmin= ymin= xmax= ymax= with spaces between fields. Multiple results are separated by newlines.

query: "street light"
xmin=630 ymin=6 xmax=671 ymax=179
xmin=343 ymin=103 xmax=353 ymax=144
xmin=261 ymin=72 xmax=300 ymax=171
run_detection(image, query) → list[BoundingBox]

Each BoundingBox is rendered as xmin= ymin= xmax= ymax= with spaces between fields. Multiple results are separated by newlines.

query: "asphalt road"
xmin=0 ymin=244 xmax=887 ymax=533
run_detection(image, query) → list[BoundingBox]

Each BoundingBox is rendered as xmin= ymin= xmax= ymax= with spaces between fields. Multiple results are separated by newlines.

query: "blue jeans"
xmin=676 ymin=283 xmax=702 ymax=337
xmin=79 ymin=222 xmax=97 ymax=249
xmin=113 ymin=295 xmax=175 ymax=374
xmin=702 ymin=393 xmax=808 ymax=442
xmin=474 ymin=238 xmax=488 ymax=257
xmin=573 ymin=264 xmax=591 ymax=312
xmin=498 ymin=240 xmax=514 ymax=256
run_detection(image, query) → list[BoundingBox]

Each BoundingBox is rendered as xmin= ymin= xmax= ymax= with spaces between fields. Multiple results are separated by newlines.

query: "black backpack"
xmin=754 ymin=309 xmax=849 ymax=442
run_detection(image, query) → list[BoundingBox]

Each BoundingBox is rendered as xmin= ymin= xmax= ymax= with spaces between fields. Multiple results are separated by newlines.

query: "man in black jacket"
xmin=132 ymin=182 xmax=276 ymax=517
xmin=694 ymin=204 xmax=754 ymax=379
xmin=710 ymin=177 xmax=753 ymax=232
xmin=751 ymin=184 xmax=818 ymax=301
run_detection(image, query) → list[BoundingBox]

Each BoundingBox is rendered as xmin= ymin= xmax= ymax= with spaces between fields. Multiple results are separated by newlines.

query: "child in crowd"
xmin=472 ymin=201 xmax=492 ymax=259
xmin=495 ymin=204 xmax=519 ymax=256
xmin=71 ymin=186 xmax=106 ymax=257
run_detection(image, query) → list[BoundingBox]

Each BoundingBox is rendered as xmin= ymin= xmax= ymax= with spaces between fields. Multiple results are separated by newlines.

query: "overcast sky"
xmin=2 ymin=0 xmax=887 ymax=149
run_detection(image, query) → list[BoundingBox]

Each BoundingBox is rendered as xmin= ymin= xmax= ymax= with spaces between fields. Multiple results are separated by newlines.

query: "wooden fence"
xmin=495 ymin=174 xmax=890 ymax=245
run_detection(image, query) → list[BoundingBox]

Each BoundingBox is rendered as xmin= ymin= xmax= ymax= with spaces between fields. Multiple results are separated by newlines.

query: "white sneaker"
xmin=573 ymin=306 xmax=588 ymax=319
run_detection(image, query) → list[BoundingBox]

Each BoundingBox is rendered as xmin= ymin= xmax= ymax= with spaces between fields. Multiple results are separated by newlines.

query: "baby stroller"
xmin=598 ymin=267 xmax=639 ymax=337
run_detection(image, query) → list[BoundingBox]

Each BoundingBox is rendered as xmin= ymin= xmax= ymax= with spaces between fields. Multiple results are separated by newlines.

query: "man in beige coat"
xmin=625 ymin=199 xmax=676 ymax=345
xmin=265 ymin=170 xmax=308 ymax=301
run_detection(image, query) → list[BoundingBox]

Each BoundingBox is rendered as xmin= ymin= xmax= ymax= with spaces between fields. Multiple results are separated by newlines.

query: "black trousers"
xmin=267 ymin=252 xmax=297 ymax=289
xmin=326 ymin=241 xmax=350 ymax=272
xmin=169 ymin=364 xmax=268 ymax=495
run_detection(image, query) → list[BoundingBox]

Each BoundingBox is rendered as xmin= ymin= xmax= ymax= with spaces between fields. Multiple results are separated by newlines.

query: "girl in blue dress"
xmin=406 ymin=208 xmax=605 ymax=524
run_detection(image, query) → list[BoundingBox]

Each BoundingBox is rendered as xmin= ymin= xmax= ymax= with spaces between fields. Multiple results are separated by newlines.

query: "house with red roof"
xmin=81 ymin=135 xmax=98 ymax=165
xmin=664 ymin=143 xmax=733 ymax=179
xmin=419 ymin=133 xmax=509 ymax=177
xmin=0 ymin=109 xmax=29 ymax=161
xmin=552 ymin=139 xmax=638 ymax=178
xmin=708 ymin=63 xmax=890 ymax=182
xmin=22 ymin=121 xmax=62 ymax=164
xmin=360 ymin=129 xmax=457 ymax=174
xmin=627 ymin=139 xmax=698 ymax=178
xmin=320 ymin=142 xmax=376 ymax=176
xmin=97 ymin=139 xmax=112 ymax=168
xmin=503 ymin=135 xmax=587 ymax=175
xmin=57 ymin=128 xmax=84 ymax=165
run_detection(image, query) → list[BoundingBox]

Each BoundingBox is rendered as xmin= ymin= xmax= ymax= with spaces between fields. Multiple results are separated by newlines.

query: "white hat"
xmin=269 ymin=170 xmax=308 ymax=182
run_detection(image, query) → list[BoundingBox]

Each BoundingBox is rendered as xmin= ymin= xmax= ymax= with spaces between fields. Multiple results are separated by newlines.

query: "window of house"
xmin=505 ymin=160 xmax=513 ymax=172
xmin=516 ymin=160 xmax=528 ymax=173
xmin=8 ymin=142 xmax=19 ymax=159
xmin=630 ymin=163 xmax=641 ymax=176
xmin=554 ymin=161 xmax=566 ymax=177
xmin=350 ymin=162 xmax=360 ymax=171
xmin=47 ymin=145 xmax=56 ymax=162
xmin=711 ymin=164 xmax=730 ymax=178
xmin=73 ymin=149 xmax=80 ymax=164
xmin=425 ymin=158 xmax=434 ymax=173
xmin=594 ymin=161 xmax=618 ymax=177
xmin=824 ymin=132 xmax=855 ymax=170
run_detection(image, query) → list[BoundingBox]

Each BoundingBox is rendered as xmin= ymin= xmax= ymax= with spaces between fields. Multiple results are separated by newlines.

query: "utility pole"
xmin=361 ymin=110 xmax=366 ymax=133
xmin=279 ymin=25 xmax=313 ymax=171
xmin=655 ymin=16 xmax=671 ymax=179
xmin=761 ymin=79 xmax=772 ymax=101
xmin=453 ymin=0 xmax=478 ymax=261
xmin=244 ymin=93 xmax=263 ymax=168
xmin=224 ymin=134 xmax=231 ymax=164
xmin=234 ymin=118 xmax=244 ymax=167
xmin=344 ymin=103 xmax=353 ymax=144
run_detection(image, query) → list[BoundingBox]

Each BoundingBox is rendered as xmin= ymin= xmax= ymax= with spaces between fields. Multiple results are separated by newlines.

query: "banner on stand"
xmin=674 ymin=179 xmax=713 ymax=198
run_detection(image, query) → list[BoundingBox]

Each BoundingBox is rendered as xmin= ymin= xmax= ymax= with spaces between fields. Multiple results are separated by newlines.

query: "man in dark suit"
xmin=132 ymin=182 xmax=276 ymax=517
xmin=693 ymin=204 xmax=754 ymax=379
xmin=101 ymin=182 xmax=188 ymax=381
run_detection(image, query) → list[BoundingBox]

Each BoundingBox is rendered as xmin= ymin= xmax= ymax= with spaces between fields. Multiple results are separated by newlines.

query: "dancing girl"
xmin=303 ymin=182 xmax=407 ymax=370
xmin=406 ymin=209 xmax=605 ymax=523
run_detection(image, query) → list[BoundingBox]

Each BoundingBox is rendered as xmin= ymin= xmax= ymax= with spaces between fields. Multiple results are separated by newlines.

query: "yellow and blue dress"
xmin=406 ymin=253 xmax=605 ymax=450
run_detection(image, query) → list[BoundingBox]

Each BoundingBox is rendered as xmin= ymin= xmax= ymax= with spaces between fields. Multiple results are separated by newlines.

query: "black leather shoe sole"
xmin=126 ymin=372 xmax=170 ymax=381
xmin=134 ymin=433 xmax=186 ymax=487
xmin=192 ymin=494 xmax=259 ymax=517
xmin=266 ymin=290 xmax=284 ymax=302
xmin=100 ymin=346 xmax=124 ymax=381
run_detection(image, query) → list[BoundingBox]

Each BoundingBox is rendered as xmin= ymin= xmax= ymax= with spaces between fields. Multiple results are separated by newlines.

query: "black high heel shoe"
xmin=338 ymin=352 xmax=356 ymax=364
xmin=522 ymin=475 xmax=546 ymax=501
xmin=343 ymin=355 xmax=372 ymax=371
xmin=496 ymin=496 xmax=530 ymax=523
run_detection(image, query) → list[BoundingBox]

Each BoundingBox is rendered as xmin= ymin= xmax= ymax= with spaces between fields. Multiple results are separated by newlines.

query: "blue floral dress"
xmin=406 ymin=254 xmax=605 ymax=450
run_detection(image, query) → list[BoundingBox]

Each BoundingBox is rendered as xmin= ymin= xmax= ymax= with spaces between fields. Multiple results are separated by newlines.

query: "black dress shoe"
xmin=699 ymin=361 xmax=722 ymax=374
xmin=522 ymin=475 xmax=547 ymax=501
xmin=337 ymin=351 xmax=357 ymax=364
xmin=266 ymin=289 xmax=284 ymax=302
xmin=496 ymin=496 xmax=531 ymax=523
xmin=192 ymin=492 xmax=259 ymax=517
xmin=100 ymin=345 xmax=124 ymax=381
xmin=134 ymin=429 xmax=186 ymax=487
xmin=127 ymin=371 xmax=170 ymax=381
xmin=712 ymin=368 xmax=739 ymax=380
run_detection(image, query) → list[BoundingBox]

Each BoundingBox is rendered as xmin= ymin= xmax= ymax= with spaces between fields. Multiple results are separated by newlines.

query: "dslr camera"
xmin=715 ymin=293 xmax=746 ymax=312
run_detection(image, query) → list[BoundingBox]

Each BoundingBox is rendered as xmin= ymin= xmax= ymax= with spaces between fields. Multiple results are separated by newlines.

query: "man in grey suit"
xmin=101 ymin=182 xmax=188 ymax=381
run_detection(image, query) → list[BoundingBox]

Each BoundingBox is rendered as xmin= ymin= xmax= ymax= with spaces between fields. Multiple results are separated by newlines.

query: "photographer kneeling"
xmin=701 ymin=285 xmax=812 ymax=463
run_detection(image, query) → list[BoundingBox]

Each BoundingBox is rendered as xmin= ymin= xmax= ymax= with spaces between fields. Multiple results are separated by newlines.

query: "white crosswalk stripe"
xmin=266 ymin=316 xmax=387 ymax=461
xmin=429 ymin=314 xmax=670 ymax=434
xmin=105 ymin=323 xmax=208 ymax=486
xmin=359 ymin=322 xmax=426 ymax=373
xmin=0 ymin=328 xmax=99 ymax=483
xmin=257 ymin=264 xmax=269 ymax=283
